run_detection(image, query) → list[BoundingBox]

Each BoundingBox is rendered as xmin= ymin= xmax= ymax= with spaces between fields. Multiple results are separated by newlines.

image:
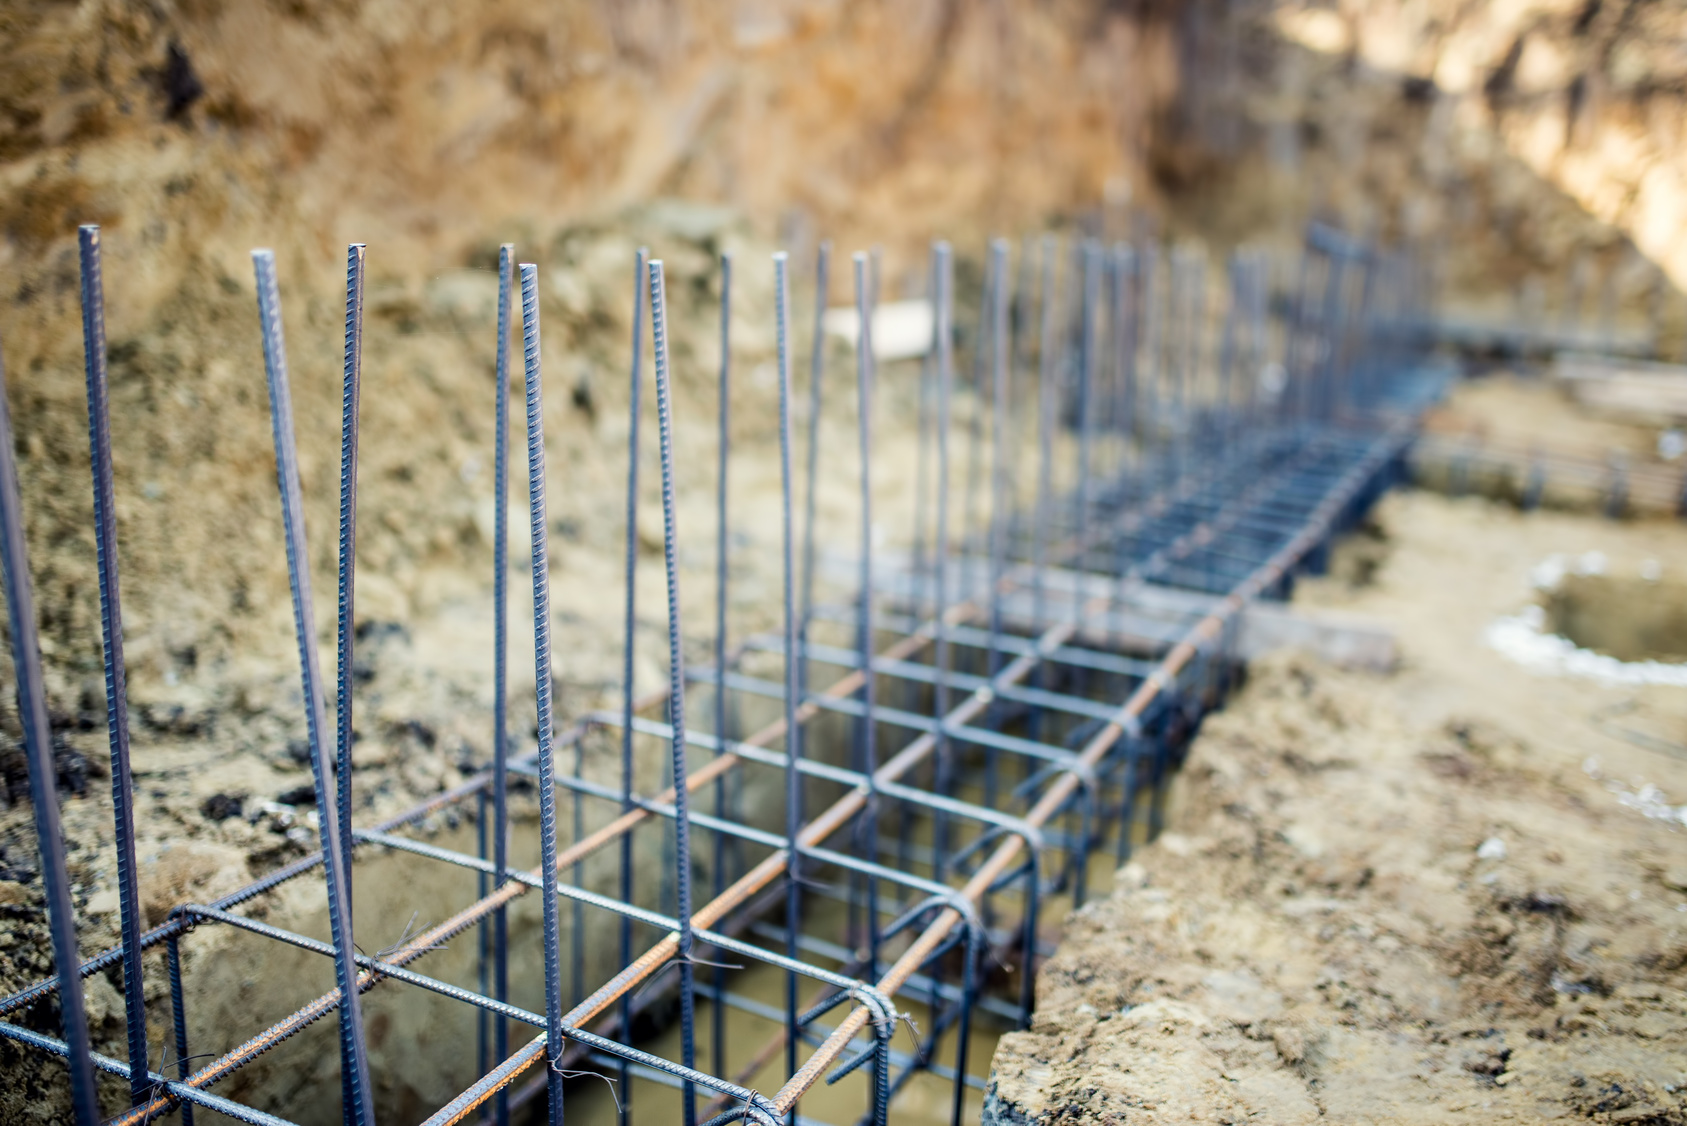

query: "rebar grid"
xmin=0 ymin=222 xmax=1438 ymax=1126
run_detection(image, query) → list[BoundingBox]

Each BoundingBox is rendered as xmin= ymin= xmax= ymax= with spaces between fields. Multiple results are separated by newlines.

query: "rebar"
xmin=712 ymin=250 xmax=734 ymax=1087
xmin=519 ymin=260 xmax=568 ymax=1126
xmin=852 ymin=251 xmax=883 ymax=991
xmin=76 ymin=224 xmax=149 ymax=1108
xmin=0 ymin=327 xmax=100 ymax=1126
xmin=773 ymin=248 xmax=804 ymax=1118
xmin=0 ymin=219 xmax=1440 ymax=1126
xmin=335 ymin=243 xmax=366 ymax=928
xmin=648 ymin=258 xmax=701 ymax=1126
xmin=801 ymin=243 xmax=832 ymax=703
xmin=618 ymin=243 xmax=649 ymax=1126
xmin=490 ymin=240 xmax=515 ymax=1126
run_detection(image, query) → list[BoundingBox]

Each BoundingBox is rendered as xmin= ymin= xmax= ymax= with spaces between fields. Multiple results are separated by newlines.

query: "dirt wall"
xmin=0 ymin=0 xmax=1184 ymax=737
xmin=1322 ymin=0 xmax=1687 ymax=293
xmin=1234 ymin=0 xmax=1687 ymax=330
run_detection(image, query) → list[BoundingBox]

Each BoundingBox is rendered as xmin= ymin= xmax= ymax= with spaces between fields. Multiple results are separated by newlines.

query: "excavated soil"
xmin=985 ymin=487 xmax=1687 ymax=1126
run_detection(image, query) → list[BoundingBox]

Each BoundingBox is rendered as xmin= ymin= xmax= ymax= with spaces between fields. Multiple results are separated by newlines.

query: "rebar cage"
xmin=0 ymin=222 xmax=1441 ymax=1126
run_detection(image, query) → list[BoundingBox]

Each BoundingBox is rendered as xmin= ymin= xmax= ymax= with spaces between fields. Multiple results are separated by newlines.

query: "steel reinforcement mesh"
xmin=0 ymin=224 xmax=1439 ymax=1126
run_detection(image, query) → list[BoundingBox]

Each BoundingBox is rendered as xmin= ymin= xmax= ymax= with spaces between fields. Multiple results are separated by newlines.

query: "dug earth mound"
xmin=984 ymin=646 xmax=1687 ymax=1126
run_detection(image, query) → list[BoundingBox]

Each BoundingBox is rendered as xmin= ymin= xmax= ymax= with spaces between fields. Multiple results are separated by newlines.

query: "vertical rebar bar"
xmin=774 ymin=249 xmax=804 ymax=1113
xmin=899 ymin=244 xmax=942 ymax=896
xmin=851 ymin=252 xmax=882 ymax=986
xmin=984 ymin=239 xmax=1011 ymax=809
xmin=1348 ymin=246 xmax=1378 ymax=417
xmin=712 ymin=250 xmax=733 ymax=1082
xmin=1140 ymin=241 xmax=1162 ymax=459
xmin=477 ymin=785 xmax=489 ymax=1087
xmin=1108 ymin=241 xmax=1139 ymax=641
xmin=75 ymin=225 xmax=150 ymax=1108
xmin=572 ymin=735 xmax=584 ymax=1009
xmin=1246 ymin=251 xmax=1269 ymax=429
xmin=964 ymin=254 xmax=989 ymax=600
xmin=1030 ymin=237 xmax=1059 ymax=733
xmin=1319 ymin=249 xmax=1349 ymax=423
xmin=1285 ymin=242 xmax=1314 ymax=426
xmin=251 ymin=249 xmax=374 ymax=1126
xmin=166 ymin=933 xmax=193 ymax=1126
xmin=648 ymin=259 xmax=700 ymax=1126
xmin=0 ymin=336 xmax=98 ymax=1126
xmin=931 ymin=242 xmax=956 ymax=882
xmin=1185 ymin=250 xmax=1206 ymax=457
xmin=617 ymin=246 xmax=648 ymax=1126
xmin=711 ymin=248 xmax=738 ymax=1080
xmin=491 ymin=242 xmax=515 ymax=1126
xmin=1217 ymin=251 xmax=1240 ymax=446
xmin=1172 ymin=248 xmax=1201 ymax=479
xmin=850 ymin=239 xmax=877 ymax=958
xmin=1114 ymin=243 xmax=1138 ymax=485
xmin=335 ymin=243 xmax=365 ymax=923
xmin=800 ymin=243 xmax=831 ymax=704
xmin=518 ymin=262 xmax=567 ymax=1126
xmin=1075 ymin=241 xmax=1099 ymax=585
xmin=910 ymin=251 xmax=937 ymax=648
xmin=948 ymin=930 xmax=981 ymax=1126
xmin=1011 ymin=234 xmax=1038 ymax=550
xmin=1100 ymin=245 xmax=1120 ymax=489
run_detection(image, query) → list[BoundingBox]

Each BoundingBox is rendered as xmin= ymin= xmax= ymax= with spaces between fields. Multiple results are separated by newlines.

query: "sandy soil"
xmin=985 ymin=487 xmax=1687 ymax=1126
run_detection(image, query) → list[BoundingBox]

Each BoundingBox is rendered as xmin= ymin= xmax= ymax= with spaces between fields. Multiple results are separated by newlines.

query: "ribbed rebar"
xmin=931 ymin=242 xmax=957 ymax=883
xmin=773 ymin=249 xmax=805 ymax=1105
xmin=491 ymin=240 xmax=515 ymax=1126
xmin=712 ymin=250 xmax=734 ymax=1083
xmin=618 ymin=243 xmax=649 ymax=1126
xmin=335 ymin=242 xmax=366 ymax=923
xmin=76 ymin=224 xmax=150 ymax=1109
xmin=518 ymin=262 xmax=567 ymax=1126
xmin=800 ymin=243 xmax=831 ymax=702
xmin=0 ymin=330 xmax=99 ymax=1126
xmin=648 ymin=258 xmax=700 ymax=1126
xmin=851 ymin=250 xmax=883 ymax=991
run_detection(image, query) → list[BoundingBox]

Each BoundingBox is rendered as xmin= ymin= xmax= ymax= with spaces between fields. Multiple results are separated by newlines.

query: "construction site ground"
xmin=984 ymin=380 xmax=1687 ymax=1126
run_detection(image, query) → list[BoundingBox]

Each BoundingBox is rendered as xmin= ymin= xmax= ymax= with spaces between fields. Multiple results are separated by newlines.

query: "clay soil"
xmin=986 ymin=444 xmax=1687 ymax=1124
